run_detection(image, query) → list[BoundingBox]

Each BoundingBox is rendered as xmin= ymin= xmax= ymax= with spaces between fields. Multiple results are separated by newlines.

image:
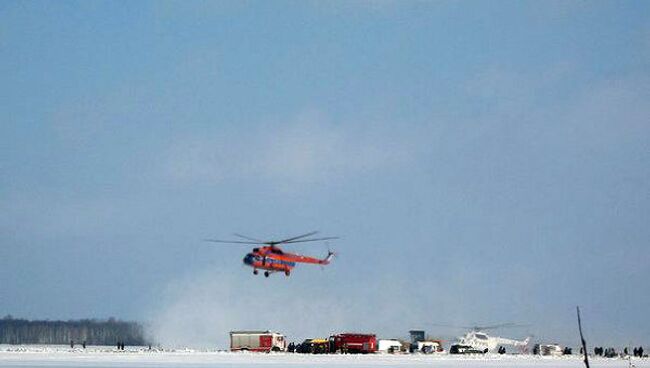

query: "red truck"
xmin=230 ymin=331 xmax=286 ymax=352
xmin=330 ymin=333 xmax=377 ymax=354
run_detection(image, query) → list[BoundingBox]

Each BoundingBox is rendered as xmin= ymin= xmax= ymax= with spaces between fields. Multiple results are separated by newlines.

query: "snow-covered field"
xmin=0 ymin=346 xmax=648 ymax=368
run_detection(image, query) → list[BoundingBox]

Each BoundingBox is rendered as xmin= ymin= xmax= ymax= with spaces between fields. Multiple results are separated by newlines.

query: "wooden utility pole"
xmin=577 ymin=306 xmax=590 ymax=368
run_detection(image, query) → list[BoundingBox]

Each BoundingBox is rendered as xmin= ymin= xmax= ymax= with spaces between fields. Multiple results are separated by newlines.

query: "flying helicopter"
xmin=204 ymin=231 xmax=338 ymax=277
xmin=431 ymin=323 xmax=530 ymax=353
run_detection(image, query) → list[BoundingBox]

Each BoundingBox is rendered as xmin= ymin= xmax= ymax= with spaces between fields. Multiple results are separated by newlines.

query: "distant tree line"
xmin=0 ymin=315 xmax=147 ymax=345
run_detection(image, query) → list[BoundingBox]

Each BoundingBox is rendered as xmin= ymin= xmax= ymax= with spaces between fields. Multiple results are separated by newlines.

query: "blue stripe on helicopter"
xmin=262 ymin=258 xmax=296 ymax=267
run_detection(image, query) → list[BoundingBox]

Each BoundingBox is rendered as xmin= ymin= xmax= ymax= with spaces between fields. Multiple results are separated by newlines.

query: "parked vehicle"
xmin=330 ymin=333 xmax=377 ymax=354
xmin=533 ymin=343 xmax=563 ymax=356
xmin=377 ymin=339 xmax=402 ymax=353
xmin=296 ymin=338 xmax=331 ymax=354
xmin=230 ymin=331 xmax=286 ymax=352
xmin=449 ymin=344 xmax=486 ymax=354
xmin=417 ymin=340 xmax=444 ymax=354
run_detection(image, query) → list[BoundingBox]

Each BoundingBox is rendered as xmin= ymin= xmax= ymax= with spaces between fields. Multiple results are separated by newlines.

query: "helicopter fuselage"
xmin=243 ymin=245 xmax=332 ymax=277
xmin=458 ymin=330 xmax=530 ymax=352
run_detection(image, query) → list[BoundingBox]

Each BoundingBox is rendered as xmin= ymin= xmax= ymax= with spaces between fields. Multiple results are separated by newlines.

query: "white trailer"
xmin=377 ymin=339 xmax=402 ymax=353
xmin=230 ymin=331 xmax=286 ymax=352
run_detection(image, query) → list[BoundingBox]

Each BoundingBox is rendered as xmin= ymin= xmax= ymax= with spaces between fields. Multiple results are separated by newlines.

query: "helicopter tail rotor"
xmin=319 ymin=250 xmax=336 ymax=265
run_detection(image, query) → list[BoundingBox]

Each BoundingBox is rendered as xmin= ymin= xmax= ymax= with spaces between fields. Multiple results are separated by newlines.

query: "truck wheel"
xmin=285 ymin=270 xmax=290 ymax=276
xmin=264 ymin=271 xmax=270 ymax=277
xmin=272 ymin=347 xmax=281 ymax=352
xmin=253 ymin=270 xmax=258 ymax=275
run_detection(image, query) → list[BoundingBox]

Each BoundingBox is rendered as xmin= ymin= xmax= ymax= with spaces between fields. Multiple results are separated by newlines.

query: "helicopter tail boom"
xmin=320 ymin=251 xmax=335 ymax=265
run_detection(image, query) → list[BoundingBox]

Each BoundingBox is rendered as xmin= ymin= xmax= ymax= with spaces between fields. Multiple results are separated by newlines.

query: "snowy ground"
xmin=0 ymin=346 xmax=648 ymax=368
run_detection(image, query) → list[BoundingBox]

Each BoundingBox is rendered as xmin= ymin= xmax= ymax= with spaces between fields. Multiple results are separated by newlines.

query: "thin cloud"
xmin=163 ymin=112 xmax=414 ymax=188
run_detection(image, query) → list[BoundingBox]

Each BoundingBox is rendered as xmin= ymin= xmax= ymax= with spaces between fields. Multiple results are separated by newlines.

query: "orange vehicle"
xmin=205 ymin=231 xmax=337 ymax=277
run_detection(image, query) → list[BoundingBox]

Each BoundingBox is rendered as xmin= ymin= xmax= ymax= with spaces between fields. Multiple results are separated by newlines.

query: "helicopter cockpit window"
xmin=253 ymin=248 xmax=259 ymax=252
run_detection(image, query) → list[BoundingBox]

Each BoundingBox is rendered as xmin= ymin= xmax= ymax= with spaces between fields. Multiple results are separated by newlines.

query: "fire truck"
xmin=330 ymin=333 xmax=377 ymax=354
xmin=230 ymin=331 xmax=286 ymax=352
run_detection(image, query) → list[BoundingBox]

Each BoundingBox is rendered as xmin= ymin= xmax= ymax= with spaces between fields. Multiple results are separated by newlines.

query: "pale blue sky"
xmin=1 ymin=1 xmax=649 ymax=347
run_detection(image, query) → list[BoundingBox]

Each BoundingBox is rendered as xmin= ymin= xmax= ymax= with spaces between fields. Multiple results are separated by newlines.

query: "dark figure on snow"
xmin=82 ymin=341 xmax=86 ymax=349
xmin=70 ymin=340 xmax=74 ymax=349
xmin=640 ymin=346 xmax=644 ymax=357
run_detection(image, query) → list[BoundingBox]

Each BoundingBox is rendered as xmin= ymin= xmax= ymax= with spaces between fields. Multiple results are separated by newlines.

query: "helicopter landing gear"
xmin=253 ymin=269 xmax=258 ymax=275
xmin=285 ymin=270 xmax=290 ymax=277
xmin=264 ymin=271 xmax=270 ymax=277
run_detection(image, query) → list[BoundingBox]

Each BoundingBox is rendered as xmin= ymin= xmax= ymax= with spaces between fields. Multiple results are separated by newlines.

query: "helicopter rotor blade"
xmin=428 ymin=322 xmax=528 ymax=331
xmin=428 ymin=323 xmax=476 ymax=330
xmin=275 ymin=231 xmax=320 ymax=244
xmin=203 ymin=239 xmax=264 ymax=245
xmin=204 ymin=232 xmax=339 ymax=246
xmin=283 ymin=236 xmax=340 ymax=244
xmin=478 ymin=323 xmax=515 ymax=330
xmin=478 ymin=323 xmax=530 ymax=330
xmin=233 ymin=233 xmax=266 ymax=243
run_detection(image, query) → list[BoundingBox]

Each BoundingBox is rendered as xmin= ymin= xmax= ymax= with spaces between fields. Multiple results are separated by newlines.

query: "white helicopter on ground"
xmin=433 ymin=323 xmax=530 ymax=353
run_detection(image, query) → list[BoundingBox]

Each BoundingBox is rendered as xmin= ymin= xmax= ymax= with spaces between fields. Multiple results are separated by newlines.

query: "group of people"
xmin=631 ymin=346 xmax=645 ymax=357
xmin=593 ymin=347 xmax=618 ymax=358
xmin=593 ymin=346 xmax=646 ymax=358
xmin=623 ymin=346 xmax=646 ymax=358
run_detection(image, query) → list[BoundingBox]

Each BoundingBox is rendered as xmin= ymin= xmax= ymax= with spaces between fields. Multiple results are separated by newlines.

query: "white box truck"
xmin=230 ymin=331 xmax=286 ymax=352
xmin=378 ymin=339 xmax=402 ymax=353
